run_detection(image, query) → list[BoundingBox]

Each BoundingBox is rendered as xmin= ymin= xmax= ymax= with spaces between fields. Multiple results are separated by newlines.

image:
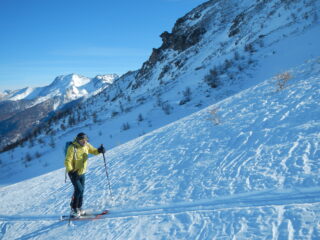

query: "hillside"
xmin=1 ymin=0 xmax=319 ymax=186
xmin=0 ymin=58 xmax=319 ymax=239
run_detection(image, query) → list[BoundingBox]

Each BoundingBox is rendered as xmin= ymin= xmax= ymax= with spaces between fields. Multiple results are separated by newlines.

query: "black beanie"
xmin=76 ymin=132 xmax=88 ymax=140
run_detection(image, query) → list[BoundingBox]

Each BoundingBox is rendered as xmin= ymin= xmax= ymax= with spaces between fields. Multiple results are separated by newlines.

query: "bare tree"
xmin=208 ymin=106 xmax=221 ymax=125
xmin=274 ymin=71 xmax=292 ymax=91
xmin=204 ymin=68 xmax=219 ymax=88
xmin=137 ymin=114 xmax=144 ymax=122
xmin=121 ymin=122 xmax=130 ymax=131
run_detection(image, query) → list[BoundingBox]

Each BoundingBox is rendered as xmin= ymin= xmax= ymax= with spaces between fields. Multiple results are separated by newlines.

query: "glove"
xmin=98 ymin=145 xmax=106 ymax=154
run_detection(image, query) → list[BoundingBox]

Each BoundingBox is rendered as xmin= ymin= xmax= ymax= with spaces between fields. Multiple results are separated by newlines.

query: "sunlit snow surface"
xmin=0 ymin=59 xmax=319 ymax=239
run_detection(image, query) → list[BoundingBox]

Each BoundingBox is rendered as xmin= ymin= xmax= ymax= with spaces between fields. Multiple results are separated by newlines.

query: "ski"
xmin=61 ymin=210 xmax=109 ymax=221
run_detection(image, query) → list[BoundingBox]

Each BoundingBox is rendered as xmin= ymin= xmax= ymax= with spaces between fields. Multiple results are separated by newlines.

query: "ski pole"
xmin=101 ymin=144 xmax=114 ymax=203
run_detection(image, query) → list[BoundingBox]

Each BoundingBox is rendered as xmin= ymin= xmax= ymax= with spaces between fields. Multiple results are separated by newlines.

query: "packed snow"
xmin=0 ymin=58 xmax=319 ymax=239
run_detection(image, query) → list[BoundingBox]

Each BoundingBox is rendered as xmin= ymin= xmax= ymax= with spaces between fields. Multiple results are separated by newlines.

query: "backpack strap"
xmin=72 ymin=144 xmax=77 ymax=162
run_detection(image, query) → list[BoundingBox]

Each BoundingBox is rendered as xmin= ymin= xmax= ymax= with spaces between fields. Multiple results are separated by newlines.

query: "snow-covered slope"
xmin=0 ymin=0 xmax=319 ymax=187
xmin=1 ymin=0 xmax=319 ymax=153
xmin=38 ymin=0 xmax=319 ymax=155
xmin=129 ymin=0 xmax=319 ymax=94
xmin=0 ymin=58 xmax=319 ymax=239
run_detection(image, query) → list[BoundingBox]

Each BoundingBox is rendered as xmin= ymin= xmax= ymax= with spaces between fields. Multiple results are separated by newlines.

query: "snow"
xmin=0 ymin=58 xmax=319 ymax=239
xmin=1 ymin=87 xmax=36 ymax=101
xmin=94 ymin=74 xmax=118 ymax=85
xmin=0 ymin=73 xmax=118 ymax=108
xmin=0 ymin=0 xmax=319 ymax=238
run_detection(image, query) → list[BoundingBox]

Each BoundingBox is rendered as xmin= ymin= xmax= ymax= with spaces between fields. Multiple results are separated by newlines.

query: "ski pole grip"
xmin=100 ymin=144 xmax=105 ymax=154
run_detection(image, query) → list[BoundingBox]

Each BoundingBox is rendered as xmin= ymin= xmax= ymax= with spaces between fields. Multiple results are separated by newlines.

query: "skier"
xmin=64 ymin=132 xmax=105 ymax=218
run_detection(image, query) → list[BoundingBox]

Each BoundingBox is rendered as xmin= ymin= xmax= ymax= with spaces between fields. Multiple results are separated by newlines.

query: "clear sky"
xmin=0 ymin=0 xmax=208 ymax=91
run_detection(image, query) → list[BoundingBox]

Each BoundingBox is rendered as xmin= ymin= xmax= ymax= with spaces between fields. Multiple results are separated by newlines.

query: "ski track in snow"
xmin=1 ymin=189 xmax=320 ymax=240
xmin=0 ymin=187 xmax=319 ymax=222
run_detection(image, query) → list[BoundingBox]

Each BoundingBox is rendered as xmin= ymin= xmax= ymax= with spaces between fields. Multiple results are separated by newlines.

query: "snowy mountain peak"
xmin=93 ymin=74 xmax=119 ymax=85
xmin=0 ymin=89 xmax=13 ymax=97
xmin=0 ymin=73 xmax=118 ymax=103
xmin=0 ymin=86 xmax=36 ymax=101
xmin=51 ymin=74 xmax=91 ymax=88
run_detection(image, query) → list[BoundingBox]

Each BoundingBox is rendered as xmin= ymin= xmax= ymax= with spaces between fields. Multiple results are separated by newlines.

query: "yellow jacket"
xmin=64 ymin=140 xmax=99 ymax=175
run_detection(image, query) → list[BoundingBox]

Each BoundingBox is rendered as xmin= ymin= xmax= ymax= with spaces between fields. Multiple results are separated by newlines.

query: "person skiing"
xmin=64 ymin=132 xmax=105 ymax=218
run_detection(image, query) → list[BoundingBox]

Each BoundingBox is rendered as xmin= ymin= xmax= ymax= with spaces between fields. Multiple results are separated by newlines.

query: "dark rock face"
xmin=134 ymin=3 xmax=208 ymax=87
xmin=159 ymin=27 xmax=206 ymax=52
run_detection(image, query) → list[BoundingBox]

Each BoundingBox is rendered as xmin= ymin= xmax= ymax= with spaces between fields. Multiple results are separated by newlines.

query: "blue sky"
xmin=0 ymin=0 xmax=208 ymax=91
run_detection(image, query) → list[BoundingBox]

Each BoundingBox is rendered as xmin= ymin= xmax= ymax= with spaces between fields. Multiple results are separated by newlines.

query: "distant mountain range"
xmin=0 ymin=74 xmax=118 ymax=148
xmin=0 ymin=73 xmax=117 ymax=102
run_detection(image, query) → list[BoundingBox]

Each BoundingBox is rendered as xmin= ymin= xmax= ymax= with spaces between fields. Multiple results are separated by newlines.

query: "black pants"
xmin=68 ymin=172 xmax=85 ymax=210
